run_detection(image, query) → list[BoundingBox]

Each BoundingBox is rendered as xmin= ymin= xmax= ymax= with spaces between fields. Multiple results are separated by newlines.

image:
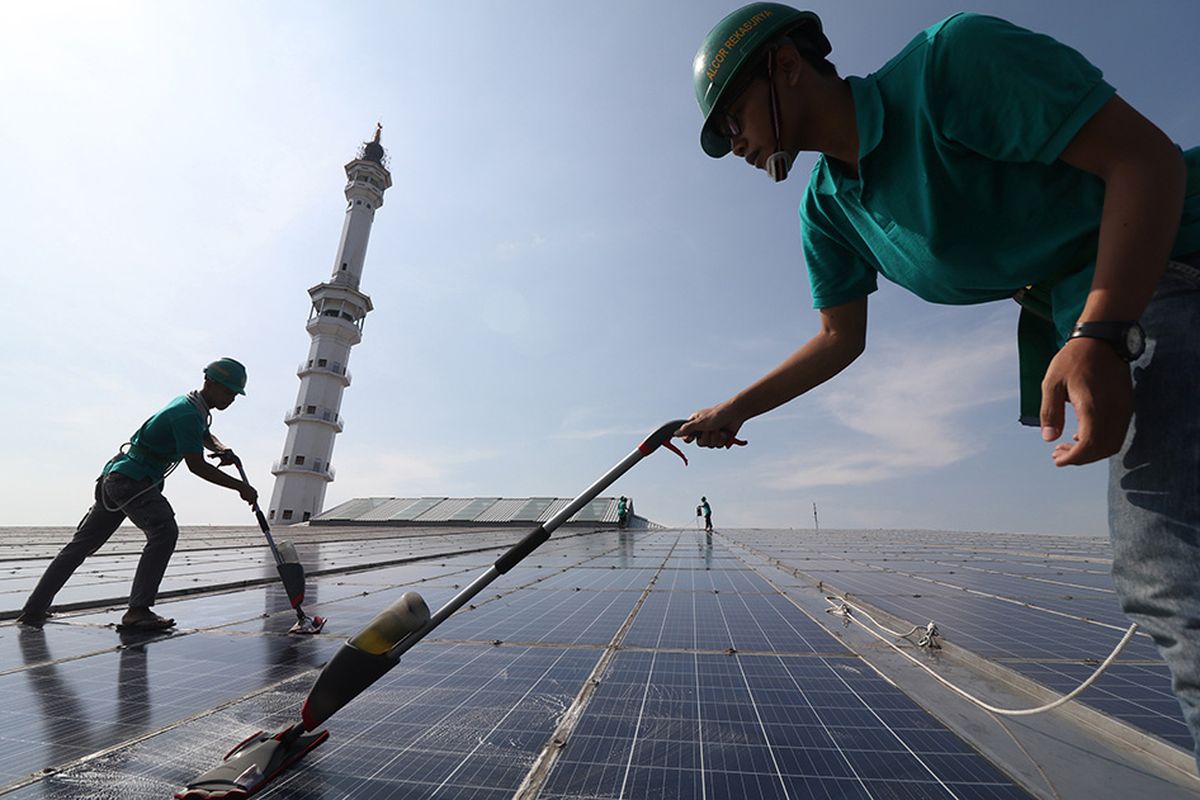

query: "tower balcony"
xmin=305 ymin=314 xmax=363 ymax=344
xmin=298 ymin=360 xmax=352 ymax=386
xmin=270 ymin=459 xmax=336 ymax=481
xmin=284 ymin=406 xmax=345 ymax=432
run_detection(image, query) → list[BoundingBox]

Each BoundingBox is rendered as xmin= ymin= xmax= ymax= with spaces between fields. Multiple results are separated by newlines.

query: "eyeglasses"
xmin=719 ymin=108 xmax=743 ymax=139
xmin=713 ymin=48 xmax=775 ymax=141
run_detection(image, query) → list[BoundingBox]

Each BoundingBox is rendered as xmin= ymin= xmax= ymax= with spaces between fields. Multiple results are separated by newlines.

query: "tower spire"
xmin=267 ymin=132 xmax=393 ymax=524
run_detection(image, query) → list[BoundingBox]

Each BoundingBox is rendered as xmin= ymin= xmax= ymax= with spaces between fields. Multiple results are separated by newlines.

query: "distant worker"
xmin=617 ymin=496 xmax=629 ymax=529
xmin=700 ymin=497 xmax=713 ymax=531
xmin=18 ymin=359 xmax=258 ymax=631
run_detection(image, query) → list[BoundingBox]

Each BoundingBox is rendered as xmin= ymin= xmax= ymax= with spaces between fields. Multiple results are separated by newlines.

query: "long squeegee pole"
xmin=385 ymin=419 xmax=685 ymax=661
xmin=234 ymin=460 xmax=286 ymax=569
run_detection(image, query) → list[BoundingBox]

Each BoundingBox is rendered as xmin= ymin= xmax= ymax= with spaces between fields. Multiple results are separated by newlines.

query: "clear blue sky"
xmin=2 ymin=1 xmax=1197 ymax=532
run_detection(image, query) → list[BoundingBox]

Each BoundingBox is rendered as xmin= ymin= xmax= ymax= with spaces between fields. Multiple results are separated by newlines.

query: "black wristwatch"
xmin=1067 ymin=321 xmax=1145 ymax=362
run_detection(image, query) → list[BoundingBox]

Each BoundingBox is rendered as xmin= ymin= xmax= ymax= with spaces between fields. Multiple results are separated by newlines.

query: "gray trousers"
xmin=24 ymin=472 xmax=179 ymax=613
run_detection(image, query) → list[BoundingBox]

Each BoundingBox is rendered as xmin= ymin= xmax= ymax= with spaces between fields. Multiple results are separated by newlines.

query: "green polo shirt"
xmin=105 ymin=395 xmax=208 ymax=482
xmin=802 ymin=12 xmax=1200 ymax=344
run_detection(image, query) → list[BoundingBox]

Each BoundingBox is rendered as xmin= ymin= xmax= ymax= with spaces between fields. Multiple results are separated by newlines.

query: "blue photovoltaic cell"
xmin=436 ymin=588 xmax=641 ymax=645
xmin=2 ymin=643 xmax=597 ymax=800
xmin=541 ymin=650 xmax=1031 ymax=799
xmin=0 ymin=631 xmax=340 ymax=787
xmin=1006 ymin=661 xmax=1192 ymax=750
xmin=655 ymin=567 xmax=776 ymax=594
xmin=0 ymin=525 xmax=1165 ymax=798
xmin=623 ymin=589 xmax=845 ymax=654
xmin=731 ymin=529 xmax=1187 ymax=754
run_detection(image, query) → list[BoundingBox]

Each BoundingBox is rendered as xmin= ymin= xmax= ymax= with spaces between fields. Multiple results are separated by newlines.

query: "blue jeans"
xmin=1109 ymin=254 xmax=1200 ymax=769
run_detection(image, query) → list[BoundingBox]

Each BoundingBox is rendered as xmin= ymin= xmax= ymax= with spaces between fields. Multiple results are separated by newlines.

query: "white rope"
xmin=826 ymin=596 xmax=924 ymax=639
xmin=826 ymin=595 xmax=1139 ymax=717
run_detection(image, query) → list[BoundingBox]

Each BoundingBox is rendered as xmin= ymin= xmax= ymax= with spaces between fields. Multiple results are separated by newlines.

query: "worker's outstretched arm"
xmin=184 ymin=451 xmax=257 ymax=505
xmin=678 ymin=297 xmax=867 ymax=448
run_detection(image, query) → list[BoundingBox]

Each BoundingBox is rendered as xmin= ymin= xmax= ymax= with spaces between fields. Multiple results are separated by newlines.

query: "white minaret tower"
xmin=268 ymin=126 xmax=392 ymax=524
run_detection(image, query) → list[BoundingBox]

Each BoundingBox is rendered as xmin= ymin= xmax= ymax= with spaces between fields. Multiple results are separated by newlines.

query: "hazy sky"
xmin=3 ymin=1 xmax=1197 ymax=533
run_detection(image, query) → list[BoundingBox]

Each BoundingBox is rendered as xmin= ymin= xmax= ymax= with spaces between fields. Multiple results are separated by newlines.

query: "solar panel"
xmin=413 ymin=498 xmax=477 ymax=522
xmin=471 ymin=498 xmax=529 ymax=524
xmin=0 ymin=524 xmax=1184 ymax=799
xmin=541 ymin=651 xmax=1030 ymax=800
xmin=512 ymin=497 xmax=555 ymax=522
xmin=447 ymin=498 xmax=503 ymax=522
xmin=571 ymin=497 xmax=616 ymax=523
xmin=313 ymin=496 xmax=392 ymax=521
xmin=356 ymin=497 xmax=421 ymax=521
xmin=386 ymin=497 xmax=449 ymax=521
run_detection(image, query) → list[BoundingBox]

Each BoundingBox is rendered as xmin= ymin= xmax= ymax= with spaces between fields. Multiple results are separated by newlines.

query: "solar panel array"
xmin=314 ymin=496 xmax=626 ymax=525
xmin=729 ymin=529 xmax=1191 ymax=750
xmin=0 ymin=525 xmax=1192 ymax=799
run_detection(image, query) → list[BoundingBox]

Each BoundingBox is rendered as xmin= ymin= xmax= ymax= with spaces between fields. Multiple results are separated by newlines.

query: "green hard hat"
xmin=693 ymin=3 xmax=830 ymax=158
xmin=204 ymin=357 xmax=247 ymax=395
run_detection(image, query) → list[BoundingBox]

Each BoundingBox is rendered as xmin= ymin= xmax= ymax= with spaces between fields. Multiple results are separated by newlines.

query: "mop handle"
xmin=232 ymin=457 xmax=286 ymax=568
xmin=385 ymin=418 xmax=687 ymax=660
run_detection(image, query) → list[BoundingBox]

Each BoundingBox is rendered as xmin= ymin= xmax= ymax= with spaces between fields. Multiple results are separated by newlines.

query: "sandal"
xmin=118 ymin=611 xmax=176 ymax=631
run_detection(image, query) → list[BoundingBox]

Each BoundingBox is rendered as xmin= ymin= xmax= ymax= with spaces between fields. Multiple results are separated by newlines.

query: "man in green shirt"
xmin=19 ymin=359 xmax=258 ymax=631
xmin=678 ymin=4 xmax=1200 ymax=766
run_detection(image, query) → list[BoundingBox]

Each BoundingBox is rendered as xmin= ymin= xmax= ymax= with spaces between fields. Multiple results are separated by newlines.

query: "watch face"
xmin=1126 ymin=324 xmax=1145 ymax=356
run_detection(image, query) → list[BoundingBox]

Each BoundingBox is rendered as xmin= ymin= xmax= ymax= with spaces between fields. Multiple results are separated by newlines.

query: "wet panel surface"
xmin=2 ymin=643 xmax=595 ymax=800
xmin=0 ymin=526 xmax=1190 ymax=798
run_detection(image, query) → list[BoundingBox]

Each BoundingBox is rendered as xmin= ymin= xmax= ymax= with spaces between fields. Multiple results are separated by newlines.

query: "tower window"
xmin=268 ymin=510 xmax=275 ymax=520
xmin=302 ymin=511 xmax=312 ymax=521
xmin=305 ymin=405 xmax=316 ymax=414
xmin=282 ymin=456 xmax=288 ymax=465
xmin=317 ymin=358 xmax=327 ymax=367
xmin=294 ymin=455 xmax=306 ymax=465
xmin=282 ymin=510 xmax=294 ymax=521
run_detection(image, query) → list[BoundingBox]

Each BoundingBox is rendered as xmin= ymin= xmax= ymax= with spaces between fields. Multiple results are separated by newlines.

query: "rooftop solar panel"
xmin=448 ymin=497 xmax=504 ymax=522
xmin=540 ymin=651 xmax=1033 ymax=800
xmin=572 ymin=497 xmax=616 ymax=523
xmin=513 ymin=498 xmax=555 ymax=522
xmin=355 ymin=497 xmax=421 ymax=521
xmin=387 ymin=496 xmax=449 ymax=521
xmin=471 ymin=498 xmax=529 ymax=524
xmin=0 ymin=525 xmax=1192 ymax=799
xmin=314 ymin=496 xmax=391 ymax=521
xmin=537 ymin=499 xmax=572 ymax=523
xmin=414 ymin=497 xmax=477 ymax=522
